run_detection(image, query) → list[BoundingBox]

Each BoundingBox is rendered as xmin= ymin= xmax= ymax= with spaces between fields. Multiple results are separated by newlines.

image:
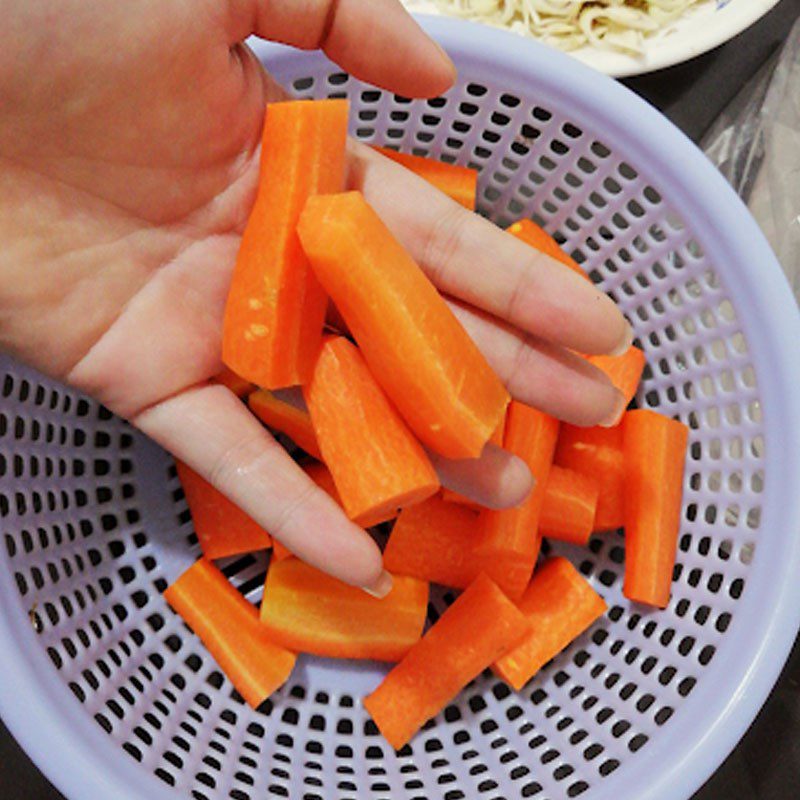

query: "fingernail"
xmin=599 ymin=389 xmax=627 ymax=428
xmin=609 ymin=321 xmax=634 ymax=357
xmin=362 ymin=569 xmax=393 ymax=599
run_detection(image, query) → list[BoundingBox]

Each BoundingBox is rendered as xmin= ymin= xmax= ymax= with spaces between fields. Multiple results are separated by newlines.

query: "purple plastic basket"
xmin=2 ymin=18 xmax=799 ymax=800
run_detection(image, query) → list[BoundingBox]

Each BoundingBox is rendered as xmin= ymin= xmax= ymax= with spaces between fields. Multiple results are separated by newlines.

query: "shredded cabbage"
xmin=427 ymin=0 xmax=706 ymax=54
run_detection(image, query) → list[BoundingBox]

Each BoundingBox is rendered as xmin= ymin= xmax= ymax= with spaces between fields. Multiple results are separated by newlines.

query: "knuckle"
xmin=272 ymin=481 xmax=324 ymax=541
xmin=505 ymin=258 xmax=537 ymax=327
xmin=206 ymin=429 xmax=279 ymax=490
xmin=421 ymin=204 xmax=471 ymax=287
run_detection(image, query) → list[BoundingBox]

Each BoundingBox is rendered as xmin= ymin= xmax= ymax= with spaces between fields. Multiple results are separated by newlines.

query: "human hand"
xmin=0 ymin=0 xmax=631 ymax=594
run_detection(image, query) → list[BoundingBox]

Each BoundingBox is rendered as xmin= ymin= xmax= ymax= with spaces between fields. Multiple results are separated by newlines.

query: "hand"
xmin=0 ymin=0 xmax=630 ymax=594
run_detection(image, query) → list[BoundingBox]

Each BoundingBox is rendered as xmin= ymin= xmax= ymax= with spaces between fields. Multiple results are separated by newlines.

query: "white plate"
xmin=403 ymin=0 xmax=782 ymax=77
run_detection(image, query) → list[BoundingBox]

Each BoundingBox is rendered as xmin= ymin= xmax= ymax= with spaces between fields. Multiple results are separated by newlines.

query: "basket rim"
xmin=3 ymin=18 xmax=800 ymax=800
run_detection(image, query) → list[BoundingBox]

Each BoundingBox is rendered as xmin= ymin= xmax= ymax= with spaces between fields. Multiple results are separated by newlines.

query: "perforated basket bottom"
xmin=0 ymin=44 xmax=768 ymax=800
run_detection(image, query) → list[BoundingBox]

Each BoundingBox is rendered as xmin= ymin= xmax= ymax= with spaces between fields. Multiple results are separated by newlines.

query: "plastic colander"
xmin=2 ymin=18 xmax=800 ymax=800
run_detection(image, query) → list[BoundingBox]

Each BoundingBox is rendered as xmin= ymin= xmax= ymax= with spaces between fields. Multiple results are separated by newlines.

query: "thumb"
xmin=228 ymin=0 xmax=456 ymax=98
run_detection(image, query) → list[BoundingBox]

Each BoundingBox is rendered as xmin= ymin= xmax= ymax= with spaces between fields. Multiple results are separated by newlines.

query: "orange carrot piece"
xmin=176 ymin=461 xmax=271 ymax=559
xmin=260 ymin=559 xmax=428 ymax=661
xmin=305 ymin=461 xmax=398 ymax=528
xmin=212 ymin=366 xmax=254 ymax=398
xmin=440 ymin=416 xmax=507 ymax=509
xmin=364 ymin=574 xmax=530 ymax=750
xmin=373 ymin=146 xmax=478 ymax=209
xmin=539 ymin=466 xmax=599 ymax=546
xmin=493 ymin=558 xmax=607 ymax=690
xmin=298 ymin=192 xmax=509 ymax=459
xmin=164 ymin=559 xmax=295 ymax=708
xmin=508 ymin=219 xmax=587 ymax=280
xmin=587 ymin=346 xmax=646 ymax=407
xmin=623 ymin=410 xmax=689 ymax=608
xmin=304 ymin=336 xmax=439 ymax=525
xmin=248 ymin=389 xmax=323 ymax=461
xmin=474 ymin=402 xmax=560 ymax=600
xmin=222 ymin=100 xmax=348 ymax=388
xmin=384 ymin=495 xmax=482 ymax=588
xmin=555 ymin=424 xmax=625 ymax=531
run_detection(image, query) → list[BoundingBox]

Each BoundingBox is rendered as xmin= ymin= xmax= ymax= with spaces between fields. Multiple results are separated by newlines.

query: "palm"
xmin=1 ymin=1 xmax=273 ymax=399
xmin=1 ymin=0 xmax=629 ymax=592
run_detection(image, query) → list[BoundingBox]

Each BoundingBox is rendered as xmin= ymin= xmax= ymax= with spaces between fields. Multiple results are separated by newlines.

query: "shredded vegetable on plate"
xmin=417 ymin=0 xmax=706 ymax=55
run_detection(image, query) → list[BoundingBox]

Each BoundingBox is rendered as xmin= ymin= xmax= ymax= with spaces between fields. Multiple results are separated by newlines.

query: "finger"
xmin=228 ymin=0 xmax=456 ymax=98
xmin=350 ymin=143 xmax=633 ymax=356
xmin=430 ymin=444 xmax=533 ymax=510
xmin=134 ymin=383 xmax=388 ymax=593
xmin=449 ymin=300 xmax=626 ymax=427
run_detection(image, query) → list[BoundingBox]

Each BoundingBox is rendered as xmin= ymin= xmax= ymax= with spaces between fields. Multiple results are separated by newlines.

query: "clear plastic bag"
xmin=702 ymin=18 xmax=800 ymax=302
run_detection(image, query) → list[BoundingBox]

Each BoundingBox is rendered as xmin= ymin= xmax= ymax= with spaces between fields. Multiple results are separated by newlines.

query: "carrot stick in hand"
xmin=304 ymin=336 xmax=439 ymax=526
xmin=298 ymin=191 xmax=509 ymax=459
xmin=304 ymin=461 xmax=399 ymax=528
xmin=363 ymin=573 xmax=530 ymax=750
xmin=622 ymin=409 xmax=689 ymax=608
xmin=223 ymin=99 xmax=348 ymax=388
xmin=164 ymin=559 xmax=295 ymax=708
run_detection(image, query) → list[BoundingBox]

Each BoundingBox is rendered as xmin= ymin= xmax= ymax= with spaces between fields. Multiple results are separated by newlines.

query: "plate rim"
xmin=405 ymin=0 xmax=783 ymax=77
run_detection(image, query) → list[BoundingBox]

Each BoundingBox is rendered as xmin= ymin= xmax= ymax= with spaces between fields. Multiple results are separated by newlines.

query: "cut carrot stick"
xmin=248 ymin=389 xmax=323 ymax=461
xmin=493 ymin=558 xmax=607 ymax=690
xmin=298 ymin=192 xmax=509 ymax=459
xmin=555 ymin=424 xmax=625 ymax=531
xmin=304 ymin=461 xmax=397 ymax=528
xmin=260 ymin=559 xmax=428 ymax=662
xmin=507 ymin=219 xmax=587 ymax=280
xmin=304 ymin=336 xmax=439 ymax=525
xmin=164 ymin=559 xmax=295 ymax=708
xmin=384 ymin=495 xmax=482 ymax=588
xmin=440 ymin=415 xmax=507 ymax=509
xmin=212 ymin=366 xmax=254 ymax=398
xmin=176 ymin=461 xmax=271 ymax=559
xmin=539 ymin=466 xmax=599 ymax=546
xmin=622 ymin=410 xmax=689 ymax=608
xmin=363 ymin=573 xmax=530 ymax=750
xmin=474 ymin=402 xmax=559 ymax=600
xmin=587 ymin=346 xmax=646 ymax=407
xmin=373 ymin=146 xmax=478 ymax=209
xmin=223 ymin=99 xmax=348 ymax=388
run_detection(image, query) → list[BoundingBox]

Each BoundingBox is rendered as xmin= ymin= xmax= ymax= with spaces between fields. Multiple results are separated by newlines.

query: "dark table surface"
xmin=2 ymin=2 xmax=800 ymax=798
